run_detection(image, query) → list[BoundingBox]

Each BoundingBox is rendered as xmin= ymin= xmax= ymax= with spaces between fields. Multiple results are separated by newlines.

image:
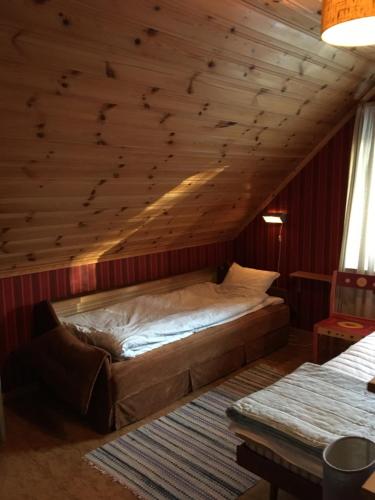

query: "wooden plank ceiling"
xmin=0 ymin=0 xmax=374 ymax=277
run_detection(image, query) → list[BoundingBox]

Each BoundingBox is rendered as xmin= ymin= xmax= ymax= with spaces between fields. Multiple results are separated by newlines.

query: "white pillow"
xmin=223 ymin=263 xmax=279 ymax=294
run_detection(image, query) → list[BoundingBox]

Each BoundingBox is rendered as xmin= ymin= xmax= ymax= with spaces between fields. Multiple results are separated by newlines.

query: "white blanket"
xmin=324 ymin=332 xmax=375 ymax=382
xmin=63 ymin=282 xmax=282 ymax=358
xmin=227 ymin=361 xmax=375 ymax=457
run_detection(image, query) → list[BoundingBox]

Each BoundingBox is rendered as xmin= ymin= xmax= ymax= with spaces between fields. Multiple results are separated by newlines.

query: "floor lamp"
xmin=262 ymin=212 xmax=287 ymax=274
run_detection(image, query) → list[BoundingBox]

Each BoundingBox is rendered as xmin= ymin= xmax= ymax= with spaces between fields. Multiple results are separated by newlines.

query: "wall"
xmin=0 ymin=115 xmax=355 ymax=385
xmin=0 ymin=241 xmax=233 ymax=384
xmin=235 ymin=118 xmax=354 ymax=330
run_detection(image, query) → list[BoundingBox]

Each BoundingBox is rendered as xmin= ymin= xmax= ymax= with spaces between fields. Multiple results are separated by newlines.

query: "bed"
xmin=29 ymin=265 xmax=290 ymax=433
xmin=227 ymin=332 xmax=375 ymax=500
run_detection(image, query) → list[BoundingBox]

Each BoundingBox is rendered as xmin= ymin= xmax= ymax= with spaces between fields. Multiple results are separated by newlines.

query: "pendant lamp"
xmin=321 ymin=0 xmax=375 ymax=47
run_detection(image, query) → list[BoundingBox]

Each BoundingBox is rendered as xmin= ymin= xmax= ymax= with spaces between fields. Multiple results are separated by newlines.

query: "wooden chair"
xmin=313 ymin=271 xmax=375 ymax=362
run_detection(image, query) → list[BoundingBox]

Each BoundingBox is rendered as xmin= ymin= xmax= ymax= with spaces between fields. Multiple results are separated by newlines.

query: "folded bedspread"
xmin=227 ymin=362 xmax=375 ymax=458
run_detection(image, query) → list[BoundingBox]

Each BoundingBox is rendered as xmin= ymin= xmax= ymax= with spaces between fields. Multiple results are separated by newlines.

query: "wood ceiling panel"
xmin=0 ymin=0 xmax=373 ymax=277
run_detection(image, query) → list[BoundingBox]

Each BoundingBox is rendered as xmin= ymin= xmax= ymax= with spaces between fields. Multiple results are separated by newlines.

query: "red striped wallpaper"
xmin=235 ymin=118 xmax=354 ymax=330
xmin=0 ymin=241 xmax=233 ymax=373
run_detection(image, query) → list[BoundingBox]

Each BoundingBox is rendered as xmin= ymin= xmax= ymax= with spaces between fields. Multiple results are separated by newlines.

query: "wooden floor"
xmin=0 ymin=332 xmax=312 ymax=500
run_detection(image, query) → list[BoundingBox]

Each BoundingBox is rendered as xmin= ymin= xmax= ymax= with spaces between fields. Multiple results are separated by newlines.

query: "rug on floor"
xmin=85 ymin=364 xmax=283 ymax=500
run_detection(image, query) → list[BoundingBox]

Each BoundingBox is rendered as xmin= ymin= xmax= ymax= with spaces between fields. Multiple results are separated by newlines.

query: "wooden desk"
xmin=290 ymin=271 xmax=332 ymax=283
xmin=290 ymin=271 xmax=332 ymax=296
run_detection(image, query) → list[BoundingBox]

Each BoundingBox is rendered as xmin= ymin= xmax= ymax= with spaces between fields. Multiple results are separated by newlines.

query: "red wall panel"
xmin=0 ymin=241 xmax=233 ymax=371
xmin=235 ymin=118 xmax=354 ymax=330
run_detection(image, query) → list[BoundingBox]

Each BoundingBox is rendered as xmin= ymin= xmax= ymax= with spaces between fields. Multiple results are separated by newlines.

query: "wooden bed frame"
xmin=237 ymin=443 xmax=322 ymax=500
xmin=32 ymin=266 xmax=290 ymax=433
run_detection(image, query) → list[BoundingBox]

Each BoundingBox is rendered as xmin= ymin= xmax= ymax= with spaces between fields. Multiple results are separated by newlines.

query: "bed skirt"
xmin=109 ymin=304 xmax=289 ymax=431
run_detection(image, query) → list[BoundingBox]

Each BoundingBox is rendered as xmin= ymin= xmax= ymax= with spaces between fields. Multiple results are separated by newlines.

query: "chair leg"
xmin=269 ymin=483 xmax=278 ymax=500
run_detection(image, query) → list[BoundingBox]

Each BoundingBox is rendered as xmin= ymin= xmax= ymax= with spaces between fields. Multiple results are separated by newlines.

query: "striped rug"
xmin=85 ymin=364 xmax=283 ymax=500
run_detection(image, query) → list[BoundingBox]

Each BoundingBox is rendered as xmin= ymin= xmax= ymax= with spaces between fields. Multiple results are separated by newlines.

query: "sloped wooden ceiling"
xmin=0 ymin=0 xmax=374 ymax=277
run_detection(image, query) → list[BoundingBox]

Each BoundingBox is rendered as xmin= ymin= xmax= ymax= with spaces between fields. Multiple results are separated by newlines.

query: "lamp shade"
xmin=262 ymin=213 xmax=287 ymax=224
xmin=321 ymin=0 xmax=375 ymax=47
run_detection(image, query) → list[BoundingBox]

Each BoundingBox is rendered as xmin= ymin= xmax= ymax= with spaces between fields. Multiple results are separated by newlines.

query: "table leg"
xmin=312 ymin=330 xmax=319 ymax=363
xmin=0 ymin=379 xmax=5 ymax=443
xmin=269 ymin=483 xmax=278 ymax=500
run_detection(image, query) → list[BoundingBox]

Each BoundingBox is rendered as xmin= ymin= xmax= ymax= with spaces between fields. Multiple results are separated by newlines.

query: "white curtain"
xmin=340 ymin=103 xmax=375 ymax=275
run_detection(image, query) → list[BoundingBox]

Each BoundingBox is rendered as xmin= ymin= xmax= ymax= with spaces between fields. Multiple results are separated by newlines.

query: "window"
xmin=340 ymin=103 xmax=375 ymax=274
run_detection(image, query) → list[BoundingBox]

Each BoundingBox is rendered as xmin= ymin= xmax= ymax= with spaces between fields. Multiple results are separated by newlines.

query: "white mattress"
xmin=324 ymin=332 xmax=375 ymax=382
xmin=62 ymin=281 xmax=283 ymax=359
xmin=230 ymin=331 xmax=375 ymax=478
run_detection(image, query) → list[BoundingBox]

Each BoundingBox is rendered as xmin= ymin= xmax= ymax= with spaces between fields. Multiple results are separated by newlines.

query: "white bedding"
xmin=324 ymin=332 xmax=375 ymax=382
xmin=229 ymin=331 xmax=375 ymax=477
xmin=62 ymin=282 xmax=283 ymax=359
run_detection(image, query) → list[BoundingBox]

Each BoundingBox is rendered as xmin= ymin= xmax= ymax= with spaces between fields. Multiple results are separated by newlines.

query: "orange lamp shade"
xmin=321 ymin=0 xmax=375 ymax=47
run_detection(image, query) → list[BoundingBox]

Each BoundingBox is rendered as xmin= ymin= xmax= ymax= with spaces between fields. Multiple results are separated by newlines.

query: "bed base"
xmin=237 ymin=442 xmax=322 ymax=500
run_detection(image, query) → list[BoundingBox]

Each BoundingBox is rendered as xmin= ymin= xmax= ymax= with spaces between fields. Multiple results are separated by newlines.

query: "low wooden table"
xmin=368 ymin=377 xmax=375 ymax=393
xmin=313 ymin=315 xmax=375 ymax=363
xmin=362 ymin=473 xmax=375 ymax=500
